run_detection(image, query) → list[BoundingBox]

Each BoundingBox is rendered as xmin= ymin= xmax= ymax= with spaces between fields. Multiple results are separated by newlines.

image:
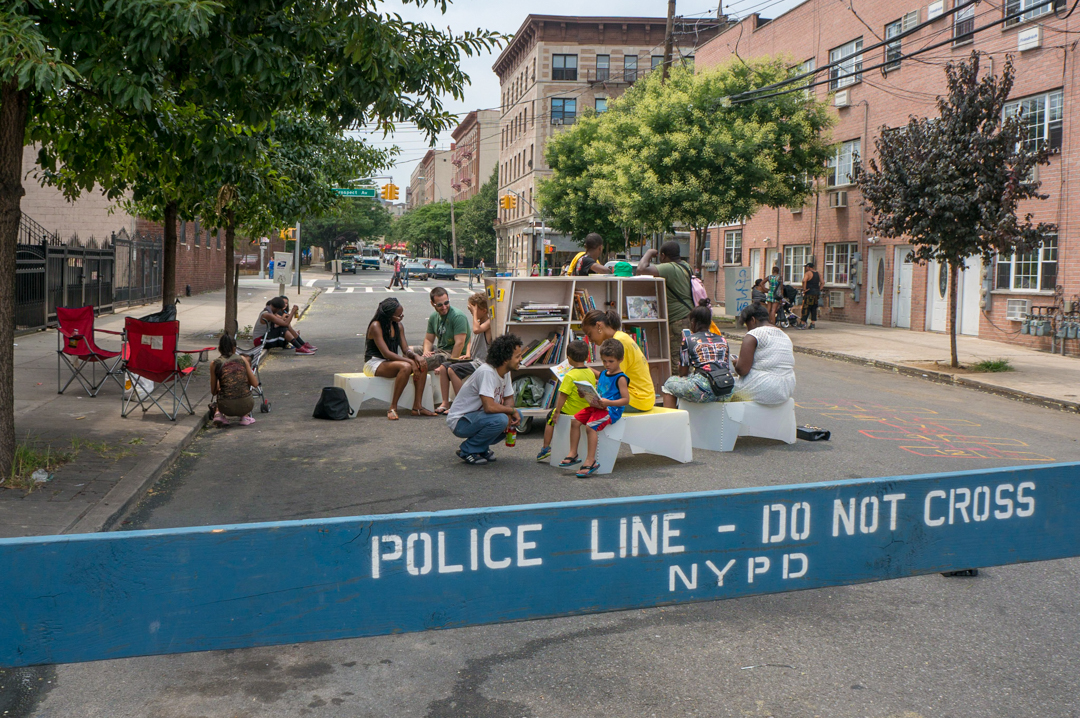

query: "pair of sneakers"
xmin=295 ymin=342 xmax=318 ymax=355
xmin=457 ymin=448 xmax=496 ymax=465
xmin=213 ymin=412 xmax=255 ymax=427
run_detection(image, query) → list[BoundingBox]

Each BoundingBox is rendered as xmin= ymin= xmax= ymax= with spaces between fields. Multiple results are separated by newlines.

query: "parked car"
xmin=428 ymin=261 xmax=457 ymax=281
xmin=403 ymin=261 xmax=428 ymax=280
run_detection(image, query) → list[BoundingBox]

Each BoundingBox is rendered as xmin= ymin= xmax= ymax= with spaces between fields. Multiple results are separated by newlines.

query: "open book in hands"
xmin=574 ymin=380 xmax=603 ymax=408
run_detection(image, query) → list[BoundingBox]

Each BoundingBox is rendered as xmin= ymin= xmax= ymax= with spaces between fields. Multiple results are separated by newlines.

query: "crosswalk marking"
xmin=403 ymin=287 xmax=415 ymax=292
xmin=346 ymin=287 xmax=355 ymax=293
xmin=304 ymin=279 xmax=318 ymax=287
xmin=323 ymin=287 xmax=335 ymax=294
xmin=366 ymin=287 xmax=373 ymax=293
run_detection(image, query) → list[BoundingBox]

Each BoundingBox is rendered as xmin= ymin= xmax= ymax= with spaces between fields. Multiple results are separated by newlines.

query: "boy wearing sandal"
xmin=536 ymin=340 xmax=596 ymax=463
xmin=562 ymin=339 xmax=630 ymax=478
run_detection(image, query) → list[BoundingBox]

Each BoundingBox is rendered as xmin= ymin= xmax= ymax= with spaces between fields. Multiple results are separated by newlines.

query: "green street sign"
xmin=333 ymin=187 xmax=378 ymax=198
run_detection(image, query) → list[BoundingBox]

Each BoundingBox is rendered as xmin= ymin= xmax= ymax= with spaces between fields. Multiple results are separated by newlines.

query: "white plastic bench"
xmin=549 ymin=407 xmax=693 ymax=475
xmin=677 ymin=397 xmax=796 ymax=452
xmin=333 ymin=372 xmax=435 ymax=416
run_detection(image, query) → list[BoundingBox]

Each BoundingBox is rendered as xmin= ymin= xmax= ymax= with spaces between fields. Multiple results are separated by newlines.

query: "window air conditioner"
xmin=829 ymin=290 xmax=845 ymax=308
xmin=551 ymin=118 xmax=564 ymax=126
xmin=834 ymin=90 xmax=850 ymax=108
xmin=829 ymin=191 xmax=848 ymax=208
xmin=791 ymin=206 xmax=803 ymax=214
xmin=1005 ymin=298 xmax=1030 ymax=321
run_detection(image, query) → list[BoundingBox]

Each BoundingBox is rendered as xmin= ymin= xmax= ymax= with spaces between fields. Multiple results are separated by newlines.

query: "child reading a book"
xmin=536 ymin=340 xmax=596 ymax=463
xmin=562 ymin=338 xmax=630 ymax=478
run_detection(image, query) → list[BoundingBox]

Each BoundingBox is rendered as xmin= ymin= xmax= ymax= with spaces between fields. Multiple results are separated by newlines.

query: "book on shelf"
xmin=626 ymin=295 xmax=659 ymax=320
xmin=572 ymin=289 xmax=598 ymax=320
xmin=521 ymin=331 xmax=563 ymax=367
xmin=512 ymin=302 xmax=569 ymax=322
xmin=540 ymin=379 xmax=559 ymax=409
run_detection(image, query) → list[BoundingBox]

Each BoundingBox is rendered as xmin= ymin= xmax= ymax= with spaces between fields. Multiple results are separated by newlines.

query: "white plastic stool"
xmin=549 ymin=408 xmax=693 ymax=475
xmin=677 ymin=397 xmax=797 ymax=452
xmin=333 ymin=373 xmax=434 ymax=416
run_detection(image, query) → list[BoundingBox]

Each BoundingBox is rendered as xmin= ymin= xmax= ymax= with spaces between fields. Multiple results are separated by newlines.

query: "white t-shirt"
xmin=446 ymin=363 xmax=513 ymax=430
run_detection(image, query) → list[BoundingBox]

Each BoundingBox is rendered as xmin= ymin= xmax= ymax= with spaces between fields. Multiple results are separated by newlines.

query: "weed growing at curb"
xmin=2 ymin=439 xmax=75 ymax=492
xmin=970 ymin=358 xmax=1014 ymax=373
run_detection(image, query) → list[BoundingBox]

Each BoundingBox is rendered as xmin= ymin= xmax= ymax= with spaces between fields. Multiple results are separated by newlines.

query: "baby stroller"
xmin=777 ymin=284 xmax=803 ymax=329
xmin=237 ymin=343 xmax=272 ymax=413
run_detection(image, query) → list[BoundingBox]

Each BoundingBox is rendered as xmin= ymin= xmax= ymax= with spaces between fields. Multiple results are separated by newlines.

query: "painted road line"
xmin=346 ymin=287 xmax=355 ymax=293
xmin=1 ymin=463 xmax=1077 ymax=668
xmin=366 ymin=287 xmax=373 ymax=293
xmin=323 ymin=287 xmax=335 ymax=294
xmin=403 ymin=287 xmax=415 ymax=292
xmin=305 ymin=279 xmax=318 ymax=287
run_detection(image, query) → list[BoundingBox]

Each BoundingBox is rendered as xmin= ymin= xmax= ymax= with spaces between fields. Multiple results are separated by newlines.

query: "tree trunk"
xmin=223 ymin=210 xmax=237 ymax=336
xmin=948 ymin=261 xmax=959 ymax=368
xmin=162 ymin=201 xmax=179 ymax=309
xmin=694 ymin=227 xmax=706 ymax=272
xmin=0 ymin=81 xmax=29 ymax=479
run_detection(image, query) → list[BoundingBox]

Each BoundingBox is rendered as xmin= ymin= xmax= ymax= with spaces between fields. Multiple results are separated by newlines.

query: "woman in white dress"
xmin=731 ymin=303 xmax=796 ymax=404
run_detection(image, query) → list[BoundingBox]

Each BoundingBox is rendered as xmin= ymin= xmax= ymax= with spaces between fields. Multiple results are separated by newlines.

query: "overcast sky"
xmin=352 ymin=0 xmax=807 ymax=194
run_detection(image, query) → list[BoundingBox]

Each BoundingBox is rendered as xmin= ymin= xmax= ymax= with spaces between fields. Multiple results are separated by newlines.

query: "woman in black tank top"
xmin=364 ymin=298 xmax=434 ymax=420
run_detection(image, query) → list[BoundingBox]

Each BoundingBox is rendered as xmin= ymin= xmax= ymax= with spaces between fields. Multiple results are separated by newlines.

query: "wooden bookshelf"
xmin=484 ymin=276 xmax=672 ymax=417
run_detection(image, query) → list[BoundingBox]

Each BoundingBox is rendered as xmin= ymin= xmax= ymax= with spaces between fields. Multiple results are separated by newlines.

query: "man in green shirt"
xmin=636 ymin=241 xmax=696 ymax=374
xmin=423 ymin=286 xmax=472 ymax=363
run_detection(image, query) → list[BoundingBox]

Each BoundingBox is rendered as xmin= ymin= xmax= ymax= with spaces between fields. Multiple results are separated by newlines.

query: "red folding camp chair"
xmin=121 ymin=317 xmax=214 ymax=420
xmin=55 ymin=306 xmax=126 ymax=397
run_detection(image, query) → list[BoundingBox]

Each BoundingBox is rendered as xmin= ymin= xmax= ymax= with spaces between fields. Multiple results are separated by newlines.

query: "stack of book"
xmin=625 ymin=326 xmax=650 ymax=358
xmin=538 ymin=378 xmax=559 ymax=409
xmin=512 ymin=303 xmax=569 ymax=322
xmin=569 ymin=329 xmax=601 ymax=362
xmin=520 ymin=330 xmax=565 ymax=367
xmin=572 ymin=289 xmax=597 ymax=320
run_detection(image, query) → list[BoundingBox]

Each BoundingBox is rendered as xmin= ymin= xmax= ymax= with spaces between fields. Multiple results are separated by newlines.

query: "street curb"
xmin=720 ymin=329 xmax=1080 ymax=415
xmin=299 ymin=288 xmax=322 ymax=319
xmin=62 ymin=389 xmax=210 ymax=535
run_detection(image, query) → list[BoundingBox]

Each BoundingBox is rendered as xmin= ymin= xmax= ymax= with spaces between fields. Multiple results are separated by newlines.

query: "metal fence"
xmin=13 ymin=215 xmax=156 ymax=333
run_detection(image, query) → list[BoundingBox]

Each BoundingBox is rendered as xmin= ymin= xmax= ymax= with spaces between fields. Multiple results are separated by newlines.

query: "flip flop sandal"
xmin=558 ymin=455 xmax=581 ymax=468
xmin=576 ymin=462 xmax=600 ymax=478
xmin=387 ymin=409 xmax=399 ymax=421
xmin=434 ymin=406 xmax=449 ymax=415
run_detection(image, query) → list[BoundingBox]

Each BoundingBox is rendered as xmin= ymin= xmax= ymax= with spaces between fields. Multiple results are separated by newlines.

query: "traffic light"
xmin=381 ymin=183 xmax=399 ymax=200
xmin=278 ymin=228 xmax=296 ymax=241
xmin=499 ymin=194 xmax=518 ymax=210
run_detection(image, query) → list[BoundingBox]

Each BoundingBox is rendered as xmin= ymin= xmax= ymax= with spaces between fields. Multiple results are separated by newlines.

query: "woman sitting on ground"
xmin=211 ymin=334 xmax=259 ymax=427
xmin=580 ymin=309 xmax=656 ymax=413
xmin=751 ymin=279 xmax=767 ymax=305
xmin=436 ymin=292 xmax=493 ymax=415
xmin=731 ymin=303 xmax=796 ymax=404
xmin=364 ymin=297 xmax=436 ymax=421
xmin=661 ymin=304 xmax=731 ymax=408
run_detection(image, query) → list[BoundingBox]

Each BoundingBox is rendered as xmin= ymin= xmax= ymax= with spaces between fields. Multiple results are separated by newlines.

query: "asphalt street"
xmin=19 ymin=267 xmax=1080 ymax=717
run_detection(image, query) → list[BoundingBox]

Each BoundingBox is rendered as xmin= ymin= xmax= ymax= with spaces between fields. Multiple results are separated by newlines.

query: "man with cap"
xmin=800 ymin=261 xmax=821 ymax=329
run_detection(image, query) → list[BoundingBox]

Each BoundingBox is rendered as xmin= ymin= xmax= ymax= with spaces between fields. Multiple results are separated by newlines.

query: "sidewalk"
xmin=0 ymin=280 xmax=319 ymax=538
xmin=721 ymin=319 xmax=1080 ymax=413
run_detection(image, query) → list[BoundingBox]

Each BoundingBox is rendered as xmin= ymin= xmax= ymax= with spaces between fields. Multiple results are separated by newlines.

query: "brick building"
xmin=408 ymin=148 xmax=454 ymax=209
xmin=135 ymin=217 xmax=227 ymax=296
xmin=450 ymin=110 xmax=500 ymax=203
xmin=696 ymin=0 xmax=1075 ymax=352
xmin=493 ymin=14 xmax=723 ymax=275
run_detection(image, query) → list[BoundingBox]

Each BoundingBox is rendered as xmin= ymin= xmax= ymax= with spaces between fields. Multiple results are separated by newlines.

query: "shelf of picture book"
xmin=509 ymin=301 xmax=570 ymax=325
xmin=517 ymin=328 xmax=567 ymax=368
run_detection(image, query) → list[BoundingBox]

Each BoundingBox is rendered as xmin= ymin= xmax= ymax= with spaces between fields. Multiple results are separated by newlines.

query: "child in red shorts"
xmin=567 ymin=338 xmax=630 ymax=478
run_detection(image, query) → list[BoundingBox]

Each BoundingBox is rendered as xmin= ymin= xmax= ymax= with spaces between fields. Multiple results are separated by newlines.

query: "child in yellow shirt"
xmin=536 ymin=340 xmax=597 ymax=463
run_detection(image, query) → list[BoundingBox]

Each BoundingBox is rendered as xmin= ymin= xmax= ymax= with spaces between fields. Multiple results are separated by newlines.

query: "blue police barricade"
xmin=2 ymin=463 xmax=1078 ymax=667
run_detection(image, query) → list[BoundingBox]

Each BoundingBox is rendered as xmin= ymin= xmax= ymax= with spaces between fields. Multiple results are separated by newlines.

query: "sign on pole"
xmin=2 ymin=464 xmax=1078 ymax=667
xmin=333 ymin=187 xmax=378 ymax=198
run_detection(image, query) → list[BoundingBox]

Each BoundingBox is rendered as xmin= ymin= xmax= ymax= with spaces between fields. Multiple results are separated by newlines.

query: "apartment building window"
xmin=595 ymin=98 xmax=608 ymax=113
xmin=179 ymin=220 xmax=187 ymax=246
xmin=824 ymin=243 xmax=858 ymax=285
xmin=651 ymin=55 xmax=664 ymax=71
xmin=798 ymin=58 xmax=815 ymax=98
xmin=723 ymin=230 xmax=742 ymax=265
xmin=829 ymin=38 xmax=862 ymax=89
xmin=1005 ymin=0 xmax=1064 ymax=27
xmin=885 ymin=12 xmax=917 ymax=69
xmin=551 ymin=98 xmax=576 ymax=124
xmin=596 ymin=54 xmax=610 ymax=82
xmin=1004 ymin=89 xmax=1064 ymax=153
xmin=623 ymin=55 xmax=638 ymax=82
xmin=953 ymin=4 xmax=975 ymax=45
xmin=783 ymin=246 xmax=812 ymax=283
xmin=552 ymin=54 xmax=578 ymax=81
xmin=827 ymin=139 xmax=861 ymax=187
xmin=194 ymin=219 xmax=202 ymax=247
xmin=997 ymin=235 xmax=1057 ymax=290
xmin=216 ymin=228 xmax=221 ymax=249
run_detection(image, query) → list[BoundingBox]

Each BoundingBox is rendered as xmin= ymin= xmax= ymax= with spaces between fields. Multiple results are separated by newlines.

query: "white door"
xmin=750 ymin=249 xmax=762 ymax=284
xmin=867 ymin=247 xmax=886 ymax=326
xmin=958 ymin=257 xmax=982 ymax=336
xmin=926 ymin=259 xmax=949 ymax=332
xmin=893 ymin=247 xmax=912 ymax=328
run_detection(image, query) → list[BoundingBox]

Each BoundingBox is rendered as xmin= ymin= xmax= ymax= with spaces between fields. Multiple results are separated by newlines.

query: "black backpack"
xmin=313 ymin=387 xmax=354 ymax=420
xmin=684 ymin=331 xmax=735 ymax=397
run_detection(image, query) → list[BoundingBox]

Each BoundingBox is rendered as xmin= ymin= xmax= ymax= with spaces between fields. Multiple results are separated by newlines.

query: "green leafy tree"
xmin=589 ymin=60 xmax=834 ymax=269
xmin=391 ymin=202 xmax=454 ymax=260
xmin=455 ymin=168 xmax=498 ymax=264
xmin=858 ymin=53 xmax=1055 ymax=368
xmin=304 ymin=197 xmax=393 ymax=261
xmin=0 ymin=0 xmax=503 ymax=476
xmin=536 ymin=112 xmax=625 ymax=254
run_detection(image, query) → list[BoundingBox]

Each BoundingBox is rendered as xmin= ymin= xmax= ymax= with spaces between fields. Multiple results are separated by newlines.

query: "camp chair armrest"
xmin=177 ymin=346 xmax=215 ymax=363
xmin=97 ymin=328 xmax=124 ymax=336
xmin=57 ymin=327 xmax=83 ymax=339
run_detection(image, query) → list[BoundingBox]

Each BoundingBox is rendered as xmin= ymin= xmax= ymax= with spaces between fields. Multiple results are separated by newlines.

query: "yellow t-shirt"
xmin=557 ymin=366 xmax=597 ymax=416
xmin=614 ymin=331 xmax=655 ymax=411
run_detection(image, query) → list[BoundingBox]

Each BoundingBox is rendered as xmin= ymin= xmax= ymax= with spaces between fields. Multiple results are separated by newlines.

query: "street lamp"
xmin=506 ymin=190 xmax=548 ymax=277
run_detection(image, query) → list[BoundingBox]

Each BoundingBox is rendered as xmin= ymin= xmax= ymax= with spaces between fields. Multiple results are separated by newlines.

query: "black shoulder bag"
xmin=684 ymin=332 xmax=735 ymax=397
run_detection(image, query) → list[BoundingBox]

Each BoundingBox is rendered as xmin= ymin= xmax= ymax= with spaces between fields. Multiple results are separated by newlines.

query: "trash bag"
xmin=513 ymin=376 xmax=545 ymax=408
xmin=139 ymin=305 xmax=177 ymax=323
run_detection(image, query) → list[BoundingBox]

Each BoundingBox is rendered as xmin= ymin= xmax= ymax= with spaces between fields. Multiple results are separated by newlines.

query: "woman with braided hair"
xmin=364 ymin=297 xmax=436 ymax=420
